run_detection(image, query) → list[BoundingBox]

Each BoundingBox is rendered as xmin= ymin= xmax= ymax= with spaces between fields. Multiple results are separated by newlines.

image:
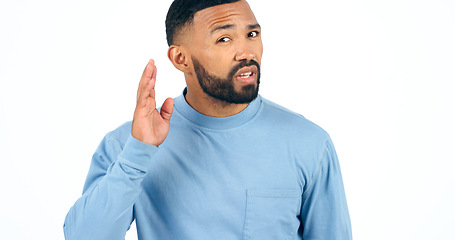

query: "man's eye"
xmin=248 ymin=31 xmax=259 ymax=38
xmin=218 ymin=37 xmax=231 ymax=43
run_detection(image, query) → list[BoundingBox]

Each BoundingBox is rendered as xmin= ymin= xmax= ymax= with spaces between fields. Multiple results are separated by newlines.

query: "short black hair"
xmin=165 ymin=0 xmax=241 ymax=46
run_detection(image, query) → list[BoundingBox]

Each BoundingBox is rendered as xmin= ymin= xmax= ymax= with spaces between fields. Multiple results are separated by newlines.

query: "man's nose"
xmin=234 ymin=41 xmax=255 ymax=62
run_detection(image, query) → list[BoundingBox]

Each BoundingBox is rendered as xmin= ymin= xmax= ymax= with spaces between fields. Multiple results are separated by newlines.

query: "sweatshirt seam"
xmin=302 ymin=138 xmax=330 ymax=199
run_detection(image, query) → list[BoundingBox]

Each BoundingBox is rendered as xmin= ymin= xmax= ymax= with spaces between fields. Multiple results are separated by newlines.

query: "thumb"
xmin=160 ymin=98 xmax=174 ymax=123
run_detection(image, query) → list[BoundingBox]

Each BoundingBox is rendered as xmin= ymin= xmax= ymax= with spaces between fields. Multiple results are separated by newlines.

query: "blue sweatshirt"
xmin=64 ymin=92 xmax=352 ymax=240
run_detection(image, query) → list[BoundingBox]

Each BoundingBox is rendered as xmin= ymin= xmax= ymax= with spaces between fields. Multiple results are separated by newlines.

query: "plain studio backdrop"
xmin=1 ymin=0 xmax=454 ymax=239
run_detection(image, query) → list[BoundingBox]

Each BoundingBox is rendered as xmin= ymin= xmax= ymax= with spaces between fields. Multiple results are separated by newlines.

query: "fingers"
xmin=160 ymin=98 xmax=174 ymax=123
xmin=137 ymin=59 xmax=157 ymax=101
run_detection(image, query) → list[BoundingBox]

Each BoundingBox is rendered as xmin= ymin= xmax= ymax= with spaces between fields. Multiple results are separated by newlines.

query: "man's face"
xmin=188 ymin=0 xmax=263 ymax=104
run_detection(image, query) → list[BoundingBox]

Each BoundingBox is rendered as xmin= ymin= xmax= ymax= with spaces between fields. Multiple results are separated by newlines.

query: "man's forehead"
xmin=192 ymin=0 xmax=257 ymax=30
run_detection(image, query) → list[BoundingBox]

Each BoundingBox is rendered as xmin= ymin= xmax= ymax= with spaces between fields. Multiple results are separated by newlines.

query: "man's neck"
xmin=184 ymin=87 xmax=249 ymax=118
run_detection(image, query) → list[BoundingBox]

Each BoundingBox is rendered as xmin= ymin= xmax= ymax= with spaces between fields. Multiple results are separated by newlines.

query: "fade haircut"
xmin=165 ymin=0 xmax=241 ymax=46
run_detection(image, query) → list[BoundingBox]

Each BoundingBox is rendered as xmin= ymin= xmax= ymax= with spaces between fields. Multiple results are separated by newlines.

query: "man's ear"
xmin=168 ymin=45 xmax=191 ymax=73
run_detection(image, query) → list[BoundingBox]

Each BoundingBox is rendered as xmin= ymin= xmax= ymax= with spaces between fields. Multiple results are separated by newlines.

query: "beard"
xmin=192 ymin=56 xmax=261 ymax=104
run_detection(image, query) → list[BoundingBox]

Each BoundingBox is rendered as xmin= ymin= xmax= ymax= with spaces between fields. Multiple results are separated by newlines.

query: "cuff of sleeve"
xmin=118 ymin=134 xmax=160 ymax=167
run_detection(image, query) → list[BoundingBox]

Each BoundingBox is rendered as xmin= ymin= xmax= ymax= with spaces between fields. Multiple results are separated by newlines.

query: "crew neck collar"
xmin=173 ymin=88 xmax=262 ymax=130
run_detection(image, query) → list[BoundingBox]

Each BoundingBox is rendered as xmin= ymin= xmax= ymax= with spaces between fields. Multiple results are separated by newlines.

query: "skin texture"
xmin=132 ymin=0 xmax=262 ymax=145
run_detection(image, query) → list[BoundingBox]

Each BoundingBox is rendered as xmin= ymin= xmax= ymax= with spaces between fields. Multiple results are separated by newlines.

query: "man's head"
xmin=166 ymin=0 xmax=263 ymax=105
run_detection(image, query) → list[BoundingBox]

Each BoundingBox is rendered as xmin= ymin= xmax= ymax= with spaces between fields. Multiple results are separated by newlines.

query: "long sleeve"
xmin=63 ymin=133 xmax=159 ymax=240
xmin=300 ymin=138 xmax=352 ymax=240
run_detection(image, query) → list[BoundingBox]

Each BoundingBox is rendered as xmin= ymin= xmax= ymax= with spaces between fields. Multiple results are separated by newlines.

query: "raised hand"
xmin=131 ymin=59 xmax=174 ymax=146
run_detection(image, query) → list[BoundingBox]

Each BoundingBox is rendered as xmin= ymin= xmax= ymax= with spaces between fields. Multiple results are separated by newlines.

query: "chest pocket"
xmin=243 ymin=189 xmax=302 ymax=240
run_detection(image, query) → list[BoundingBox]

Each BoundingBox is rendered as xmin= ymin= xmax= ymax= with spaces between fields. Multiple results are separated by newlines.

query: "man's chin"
xmin=228 ymin=84 xmax=259 ymax=104
xmin=204 ymin=84 xmax=259 ymax=104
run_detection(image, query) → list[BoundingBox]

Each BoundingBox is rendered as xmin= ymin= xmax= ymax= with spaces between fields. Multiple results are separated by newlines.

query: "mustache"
xmin=228 ymin=60 xmax=261 ymax=78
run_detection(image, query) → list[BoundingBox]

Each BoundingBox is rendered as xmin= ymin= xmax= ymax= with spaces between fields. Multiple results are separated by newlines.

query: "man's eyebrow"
xmin=247 ymin=24 xmax=261 ymax=30
xmin=210 ymin=23 xmax=261 ymax=35
xmin=210 ymin=24 xmax=235 ymax=35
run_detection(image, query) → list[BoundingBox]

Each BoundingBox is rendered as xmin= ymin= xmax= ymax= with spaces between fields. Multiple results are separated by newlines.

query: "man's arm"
xmin=300 ymin=138 xmax=352 ymax=239
xmin=63 ymin=60 xmax=174 ymax=239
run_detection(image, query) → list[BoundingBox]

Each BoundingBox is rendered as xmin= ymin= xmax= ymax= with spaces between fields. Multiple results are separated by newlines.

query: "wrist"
xmin=119 ymin=134 xmax=160 ymax=167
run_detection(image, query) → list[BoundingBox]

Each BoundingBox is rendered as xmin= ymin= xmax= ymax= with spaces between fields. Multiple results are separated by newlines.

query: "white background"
xmin=1 ymin=0 xmax=454 ymax=239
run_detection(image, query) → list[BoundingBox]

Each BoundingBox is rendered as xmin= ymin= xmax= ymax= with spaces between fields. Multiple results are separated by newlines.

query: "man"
xmin=64 ymin=0 xmax=352 ymax=239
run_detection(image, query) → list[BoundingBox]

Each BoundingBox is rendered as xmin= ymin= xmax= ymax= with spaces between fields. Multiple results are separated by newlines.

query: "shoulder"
xmin=258 ymin=96 xmax=330 ymax=143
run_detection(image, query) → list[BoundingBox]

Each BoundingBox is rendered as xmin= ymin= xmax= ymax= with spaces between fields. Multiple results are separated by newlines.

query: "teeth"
xmin=239 ymin=72 xmax=252 ymax=78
